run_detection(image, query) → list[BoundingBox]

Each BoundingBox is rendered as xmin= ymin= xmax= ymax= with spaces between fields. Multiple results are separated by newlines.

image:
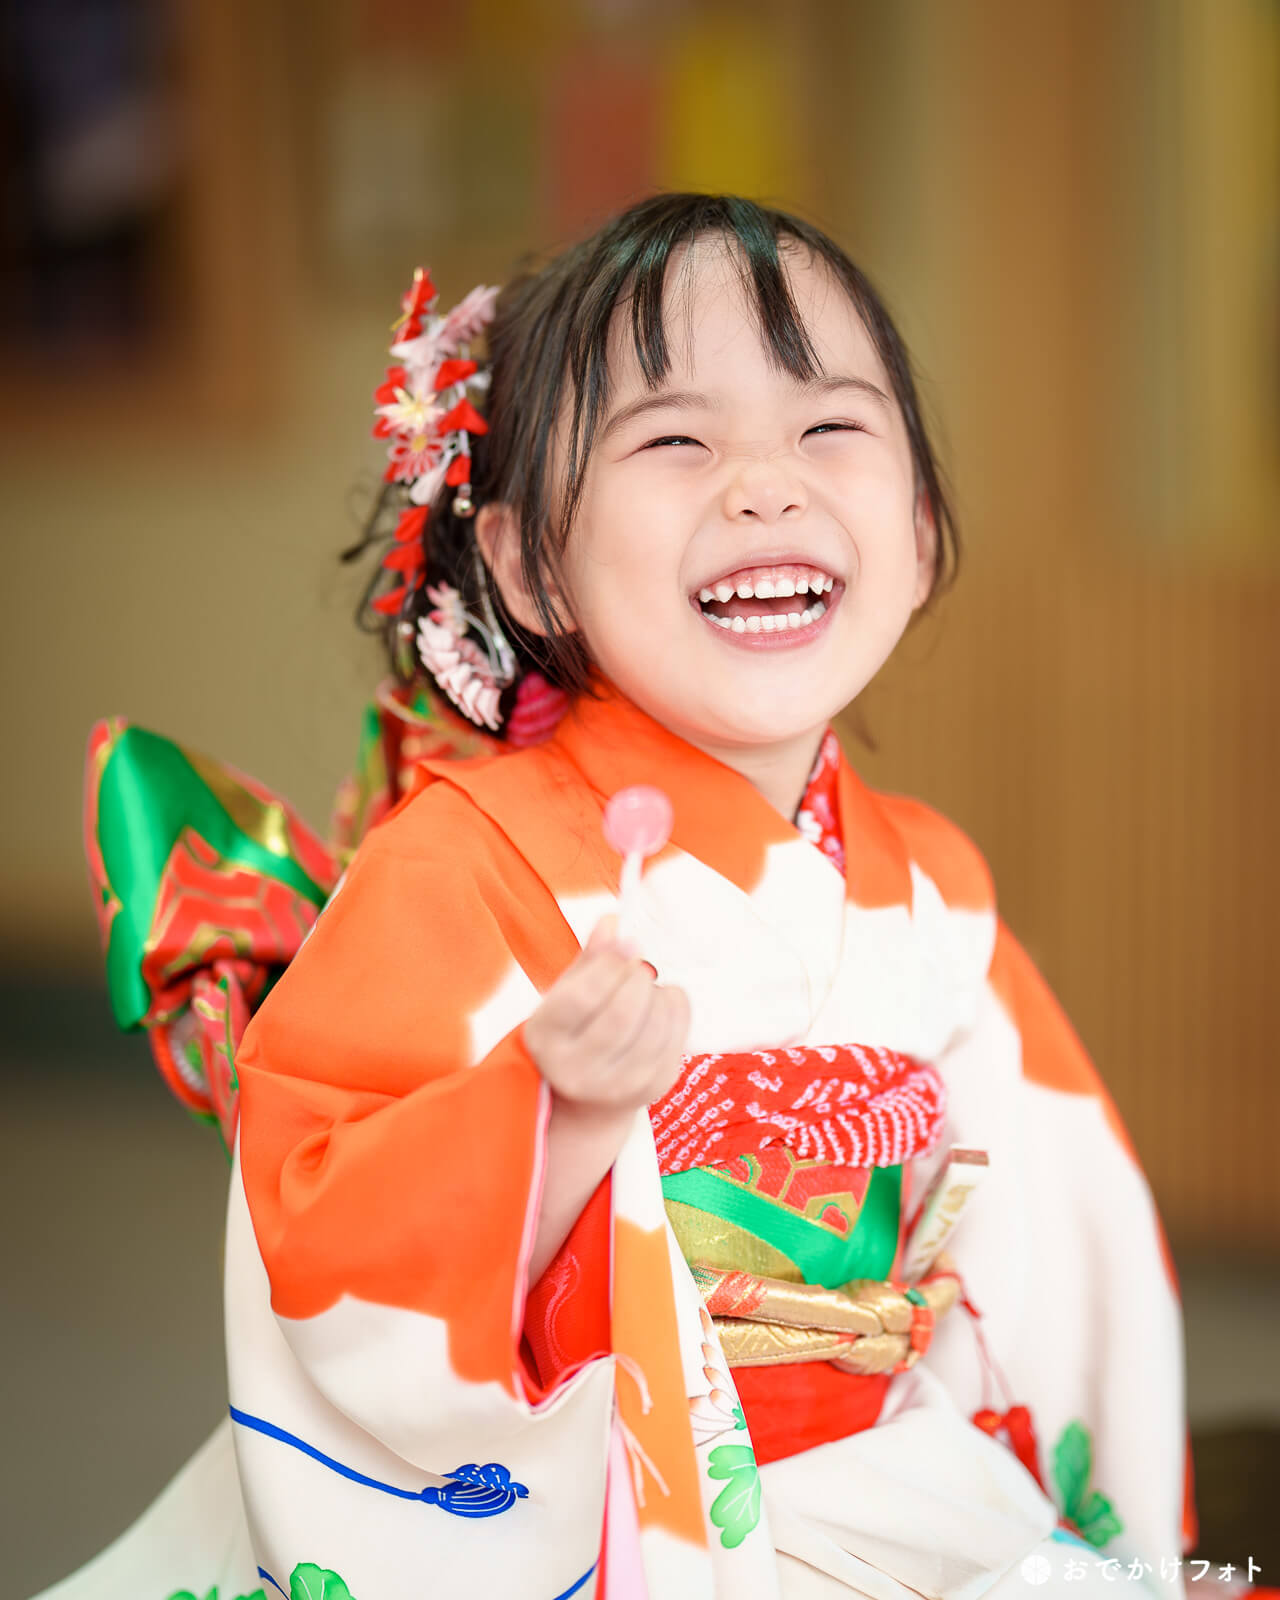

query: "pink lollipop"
xmin=603 ymin=785 xmax=673 ymax=944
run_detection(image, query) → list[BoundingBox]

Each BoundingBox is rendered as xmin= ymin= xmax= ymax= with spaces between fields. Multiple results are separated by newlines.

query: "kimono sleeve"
xmin=934 ymin=909 xmax=1192 ymax=1569
xmin=985 ymin=921 xmax=1194 ymax=1559
xmin=232 ymin=796 xmax=577 ymax=1465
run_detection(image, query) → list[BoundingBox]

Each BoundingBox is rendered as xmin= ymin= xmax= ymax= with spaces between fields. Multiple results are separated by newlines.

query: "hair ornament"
xmin=367 ymin=268 xmax=499 ymax=616
xmin=416 ymin=579 xmax=511 ymax=732
xmin=350 ymin=267 xmax=568 ymax=744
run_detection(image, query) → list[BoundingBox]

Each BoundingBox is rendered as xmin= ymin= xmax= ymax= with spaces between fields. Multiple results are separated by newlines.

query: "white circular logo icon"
xmin=1021 ymin=1553 xmax=1053 ymax=1586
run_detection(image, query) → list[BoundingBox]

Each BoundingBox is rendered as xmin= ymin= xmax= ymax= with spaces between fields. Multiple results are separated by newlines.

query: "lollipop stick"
xmin=617 ymin=851 xmax=642 ymax=946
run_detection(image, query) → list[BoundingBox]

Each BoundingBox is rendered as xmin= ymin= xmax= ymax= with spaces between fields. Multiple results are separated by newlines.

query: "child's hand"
xmin=523 ymin=915 xmax=690 ymax=1114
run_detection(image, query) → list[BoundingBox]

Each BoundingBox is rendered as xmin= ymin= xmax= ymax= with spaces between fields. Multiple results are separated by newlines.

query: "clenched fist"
xmin=522 ymin=915 xmax=691 ymax=1114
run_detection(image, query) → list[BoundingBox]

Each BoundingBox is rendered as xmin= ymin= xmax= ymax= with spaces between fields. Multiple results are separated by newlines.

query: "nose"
xmin=721 ymin=457 xmax=806 ymax=524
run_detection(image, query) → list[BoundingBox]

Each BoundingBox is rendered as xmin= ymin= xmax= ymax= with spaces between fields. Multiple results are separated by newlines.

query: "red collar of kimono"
xmin=549 ymin=673 xmax=915 ymax=909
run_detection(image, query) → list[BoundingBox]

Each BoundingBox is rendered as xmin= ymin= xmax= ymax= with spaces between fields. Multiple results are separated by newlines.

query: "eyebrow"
xmin=600 ymin=373 xmax=892 ymax=442
xmin=600 ymin=389 xmax=718 ymax=442
xmin=806 ymin=374 xmax=893 ymax=412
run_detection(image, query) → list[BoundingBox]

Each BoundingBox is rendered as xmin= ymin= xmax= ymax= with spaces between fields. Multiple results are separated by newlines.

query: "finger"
xmin=650 ymin=986 xmax=692 ymax=1070
xmin=571 ymin=964 xmax=658 ymax=1075
xmin=563 ymin=950 xmax=648 ymax=1039
xmin=534 ymin=943 xmax=632 ymax=1037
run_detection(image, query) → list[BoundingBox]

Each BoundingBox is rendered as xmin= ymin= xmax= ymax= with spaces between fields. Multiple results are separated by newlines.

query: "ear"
xmin=474 ymin=504 xmax=575 ymax=638
xmin=911 ymin=489 xmax=938 ymax=610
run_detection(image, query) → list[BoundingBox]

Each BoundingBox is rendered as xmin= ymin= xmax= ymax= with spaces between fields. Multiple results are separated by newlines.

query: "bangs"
xmin=621 ymin=204 xmax=823 ymax=388
xmin=561 ymin=198 xmax=825 ymax=525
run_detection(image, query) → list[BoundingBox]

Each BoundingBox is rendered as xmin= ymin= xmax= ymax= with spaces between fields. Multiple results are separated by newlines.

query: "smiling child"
xmin=57 ymin=194 xmax=1188 ymax=1600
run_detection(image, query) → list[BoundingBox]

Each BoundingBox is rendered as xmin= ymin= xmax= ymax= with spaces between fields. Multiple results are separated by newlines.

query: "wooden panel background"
xmin=827 ymin=0 xmax=1280 ymax=1247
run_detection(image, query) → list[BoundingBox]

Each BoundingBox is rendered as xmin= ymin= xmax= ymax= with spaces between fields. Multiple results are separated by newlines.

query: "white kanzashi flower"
xmin=390 ymin=320 xmax=445 ymax=379
xmin=374 ymin=370 xmax=442 ymax=438
xmin=408 ymin=458 xmax=448 ymax=507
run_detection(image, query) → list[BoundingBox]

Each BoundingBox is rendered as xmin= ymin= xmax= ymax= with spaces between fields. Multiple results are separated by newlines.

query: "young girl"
xmin=62 ymin=194 xmax=1189 ymax=1600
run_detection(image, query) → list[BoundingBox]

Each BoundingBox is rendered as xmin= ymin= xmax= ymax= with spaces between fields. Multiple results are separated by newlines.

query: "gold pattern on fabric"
xmin=708 ymin=1149 xmax=866 ymax=1237
xmin=186 ymin=749 xmax=296 ymax=859
xmin=143 ymin=832 xmax=293 ymax=987
xmin=153 ymin=921 xmax=254 ymax=983
xmin=829 ymin=1334 xmax=908 ymax=1374
xmin=692 ymin=1260 xmax=960 ymax=1373
xmin=690 ymin=1265 xmax=883 ymax=1336
xmin=87 ymin=718 xmax=122 ymax=789
xmin=664 ymin=1199 xmax=802 ymax=1282
xmin=716 ymin=1318 xmax=870 ymax=1366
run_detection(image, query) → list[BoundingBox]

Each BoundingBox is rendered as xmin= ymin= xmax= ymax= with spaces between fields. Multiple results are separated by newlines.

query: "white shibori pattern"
xmin=33 ymin=700 xmax=1187 ymax=1600
xmin=648 ymin=1042 xmax=947 ymax=1173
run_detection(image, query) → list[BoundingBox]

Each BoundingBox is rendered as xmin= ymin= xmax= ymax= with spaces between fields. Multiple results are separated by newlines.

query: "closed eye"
xmin=806 ymin=421 xmax=868 ymax=437
xmin=641 ymin=422 xmax=867 ymax=449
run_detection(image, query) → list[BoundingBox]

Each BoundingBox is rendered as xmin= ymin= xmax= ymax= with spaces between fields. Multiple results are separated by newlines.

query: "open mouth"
xmin=690 ymin=561 xmax=840 ymax=637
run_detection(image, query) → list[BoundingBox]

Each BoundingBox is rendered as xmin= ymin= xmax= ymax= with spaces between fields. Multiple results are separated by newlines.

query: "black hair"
xmin=374 ymin=192 xmax=959 ymax=707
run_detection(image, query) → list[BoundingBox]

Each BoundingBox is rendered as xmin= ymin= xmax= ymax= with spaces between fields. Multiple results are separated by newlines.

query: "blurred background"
xmin=2 ymin=0 xmax=1277 ymax=1592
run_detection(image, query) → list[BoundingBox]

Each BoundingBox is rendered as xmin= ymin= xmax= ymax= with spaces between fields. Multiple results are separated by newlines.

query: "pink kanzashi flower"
xmin=416 ymin=582 xmax=504 ymax=731
xmin=437 ymin=285 xmax=499 ymax=354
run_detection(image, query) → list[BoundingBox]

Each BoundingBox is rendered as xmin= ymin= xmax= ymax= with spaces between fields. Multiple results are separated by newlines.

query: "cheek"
xmin=558 ymin=505 xmax=667 ymax=653
xmin=841 ymin=507 xmax=925 ymax=631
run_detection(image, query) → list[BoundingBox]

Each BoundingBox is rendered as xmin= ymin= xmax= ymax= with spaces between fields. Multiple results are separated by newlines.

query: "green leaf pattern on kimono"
xmin=706 ymin=1442 xmax=762 ymax=1549
xmin=165 ymin=1589 xmax=265 ymax=1600
xmin=1074 ymin=1491 xmax=1124 ymax=1549
xmin=165 ymin=1566 xmax=353 ymax=1600
xmin=1052 ymin=1421 xmax=1124 ymax=1550
xmin=290 ymin=1566 xmax=356 ymax=1600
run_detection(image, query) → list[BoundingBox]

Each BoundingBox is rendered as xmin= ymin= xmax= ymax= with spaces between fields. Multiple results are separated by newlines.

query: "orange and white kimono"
xmin=44 ymin=676 xmax=1189 ymax=1600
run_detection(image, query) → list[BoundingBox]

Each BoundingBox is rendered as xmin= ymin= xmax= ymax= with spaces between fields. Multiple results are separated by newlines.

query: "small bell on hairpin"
xmin=452 ymin=482 xmax=476 ymax=519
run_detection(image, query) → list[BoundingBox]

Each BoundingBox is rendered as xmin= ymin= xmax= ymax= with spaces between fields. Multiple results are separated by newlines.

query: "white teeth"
xmin=704 ymin=603 xmax=833 ymax=635
xmin=700 ymin=576 xmax=835 ymax=638
xmin=702 ymin=571 xmax=834 ymax=605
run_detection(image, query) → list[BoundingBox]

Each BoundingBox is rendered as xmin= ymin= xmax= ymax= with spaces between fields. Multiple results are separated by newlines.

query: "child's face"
xmin=501 ymin=237 xmax=933 ymax=761
xmin=555 ymin=238 xmax=932 ymax=758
